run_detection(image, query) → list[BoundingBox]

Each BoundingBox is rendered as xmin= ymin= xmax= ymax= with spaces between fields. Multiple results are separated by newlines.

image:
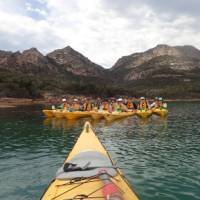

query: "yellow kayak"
xmin=104 ymin=111 xmax=135 ymax=122
xmin=41 ymin=122 xmax=139 ymax=200
xmin=152 ymin=108 xmax=168 ymax=117
xmin=136 ymin=110 xmax=152 ymax=118
xmin=53 ymin=110 xmax=65 ymax=118
xmin=63 ymin=111 xmax=90 ymax=120
xmin=89 ymin=111 xmax=107 ymax=120
xmin=42 ymin=109 xmax=55 ymax=118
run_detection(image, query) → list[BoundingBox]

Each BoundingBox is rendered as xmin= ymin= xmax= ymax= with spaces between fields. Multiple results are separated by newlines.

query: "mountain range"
xmin=0 ymin=44 xmax=200 ymax=98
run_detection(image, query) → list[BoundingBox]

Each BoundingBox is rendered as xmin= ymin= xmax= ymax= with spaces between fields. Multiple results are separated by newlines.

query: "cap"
xmin=62 ymin=98 xmax=66 ymax=102
xmin=140 ymin=97 xmax=145 ymax=100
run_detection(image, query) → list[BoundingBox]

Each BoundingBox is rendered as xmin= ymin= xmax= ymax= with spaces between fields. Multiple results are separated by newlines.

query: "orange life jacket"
xmin=140 ymin=102 xmax=147 ymax=110
xmin=127 ymin=102 xmax=133 ymax=109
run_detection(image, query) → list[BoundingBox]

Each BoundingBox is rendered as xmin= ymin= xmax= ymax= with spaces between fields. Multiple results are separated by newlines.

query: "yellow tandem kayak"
xmin=104 ymin=111 xmax=135 ymax=122
xmin=42 ymin=109 xmax=55 ymax=118
xmin=53 ymin=110 xmax=65 ymax=118
xmin=40 ymin=122 xmax=140 ymax=200
xmin=89 ymin=111 xmax=107 ymax=120
xmin=136 ymin=110 xmax=152 ymax=118
xmin=63 ymin=111 xmax=90 ymax=120
xmin=152 ymin=108 xmax=168 ymax=117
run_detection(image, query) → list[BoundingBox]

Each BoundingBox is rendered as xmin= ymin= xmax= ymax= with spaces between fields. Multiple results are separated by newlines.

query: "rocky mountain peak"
xmin=47 ymin=46 xmax=105 ymax=77
xmin=22 ymin=48 xmax=43 ymax=57
xmin=112 ymin=44 xmax=200 ymax=72
xmin=17 ymin=48 xmax=46 ymax=67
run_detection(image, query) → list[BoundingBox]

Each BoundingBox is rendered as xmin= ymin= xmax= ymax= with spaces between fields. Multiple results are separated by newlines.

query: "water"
xmin=0 ymin=102 xmax=200 ymax=200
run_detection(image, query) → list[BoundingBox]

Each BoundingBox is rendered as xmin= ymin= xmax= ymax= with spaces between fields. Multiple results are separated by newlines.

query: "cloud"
xmin=0 ymin=0 xmax=200 ymax=68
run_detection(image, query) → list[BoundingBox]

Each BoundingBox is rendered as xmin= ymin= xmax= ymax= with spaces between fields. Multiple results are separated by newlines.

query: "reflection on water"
xmin=43 ymin=117 xmax=105 ymax=130
xmin=0 ymin=102 xmax=200 ymax=200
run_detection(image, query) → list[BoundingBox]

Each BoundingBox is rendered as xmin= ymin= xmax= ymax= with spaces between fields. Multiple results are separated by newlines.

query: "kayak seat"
xmin=56 ymin=151 xmax=117 ymax=180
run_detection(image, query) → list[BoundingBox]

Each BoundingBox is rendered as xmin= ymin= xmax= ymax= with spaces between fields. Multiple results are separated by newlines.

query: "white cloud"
xmin=0 ymin=0 xmax=200 ymax=68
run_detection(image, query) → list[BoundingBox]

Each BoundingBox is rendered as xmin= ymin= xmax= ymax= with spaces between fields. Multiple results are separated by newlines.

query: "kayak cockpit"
xmin=56 ymin=151 xmax=117 ymax=180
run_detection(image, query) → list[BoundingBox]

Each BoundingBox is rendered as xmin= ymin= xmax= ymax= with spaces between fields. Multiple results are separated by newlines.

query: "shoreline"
xmin=0 ymin=97 xmax=200 ymax=108
xmin=0 ymin=98 xmax=49 ymax=108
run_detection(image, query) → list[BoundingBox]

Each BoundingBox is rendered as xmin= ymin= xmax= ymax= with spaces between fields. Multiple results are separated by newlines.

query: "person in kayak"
xmin=72 ymin=99 xmax=80 ymax=111
xmin=108 ymin=101 xmax=113 ymax=113
xmin=57 ymin=98 xmax=67 ymax=110
xmin=93 ymin=98 xmax=101 ymax=111
xmin=132 ymin=98 xmax=138 ymax=109
xmin=84 ymin=99 xmax=93 ymax=111
xmin=150 ymin=97 xmax=159 ymax=109
xmin=127 ymin=98 xmax=136 ymax=111
xmin=102 ymin=100 xmax=109 ymax=111
xmin=137 ymin=97 xmax=150 ymax=110
xmin=118 ymin=98 xmax=128 ymax=112
xmin=158 ymin=97 xmax=167 ymax=109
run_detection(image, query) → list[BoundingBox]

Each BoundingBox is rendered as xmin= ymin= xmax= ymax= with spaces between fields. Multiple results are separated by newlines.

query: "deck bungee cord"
xmin=51 ymin=171 xmax=121 ymax=200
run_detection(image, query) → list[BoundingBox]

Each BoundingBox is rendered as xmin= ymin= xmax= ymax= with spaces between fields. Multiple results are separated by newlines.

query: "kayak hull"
xmin=89 ymin=111 xmax=106 ymax=120
xmin=136 ymin=110 xmax=152 ymax=118
xmin=63 ymin=111 xmax=90 ymax=120
xmin=104 ymin=111 xmax=135 ymax=122
xmin=53 ymin=110 xmax=65 ymax=118
xmin=152 ymin=109 xmax=168 ymax=117
xmin=42 ymin=110 xmax=54 ymax=118
xmin=41 ymin=122 xmax=140 ymax=200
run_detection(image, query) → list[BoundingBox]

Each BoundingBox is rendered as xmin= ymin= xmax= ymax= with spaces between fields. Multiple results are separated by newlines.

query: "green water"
xmin=0 ymin=102 xmax=200 ymax=200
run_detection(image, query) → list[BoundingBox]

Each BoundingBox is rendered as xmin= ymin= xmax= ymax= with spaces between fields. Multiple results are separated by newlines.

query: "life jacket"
xmin=86 ymin=102 xmax=92 ymax=111
xmin=139 ymin=101 xmax=147 ymax=110
xmin=127 ymin=102 xmax=133 ymax=109
xmin=103 ymin=103 xmax=109 ymax=111
xmin=63 ymin=103 xmax=68 ymax=111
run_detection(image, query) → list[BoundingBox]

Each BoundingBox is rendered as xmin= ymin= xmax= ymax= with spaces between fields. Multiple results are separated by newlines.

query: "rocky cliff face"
xmin=112 ymin=44 xmax=200 ymax=81
xmin=47 ymin=46 xmax=106 ymax=77
xmin=0 ymin=46 xmax=106 ymax=77
xmin=0 ymin=48 xmax=59 ymax=75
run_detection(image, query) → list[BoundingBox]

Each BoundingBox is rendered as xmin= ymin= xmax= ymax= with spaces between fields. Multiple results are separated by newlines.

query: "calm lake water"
xmin=0 ymin=102 xmax=200 ymax=200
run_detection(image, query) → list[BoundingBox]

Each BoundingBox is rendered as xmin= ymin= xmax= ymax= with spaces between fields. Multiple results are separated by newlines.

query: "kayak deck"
xmin=41 ymin=122 xmax=139 ymax=200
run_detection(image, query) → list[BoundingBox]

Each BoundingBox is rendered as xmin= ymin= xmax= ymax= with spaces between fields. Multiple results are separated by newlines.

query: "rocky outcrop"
xmin=111 ymin=44 xmax=200 ymax=81
xmin=47 ymin=46 xmax=106 ymax=77
xmin=0 ymin=46 xmax=106 ymax=77
xmin=0 ymin=48 xmax=59 ymax=75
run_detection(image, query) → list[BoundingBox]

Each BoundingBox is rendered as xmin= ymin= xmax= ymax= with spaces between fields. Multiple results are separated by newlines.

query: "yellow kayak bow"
xmin=41 ymin=122 xmax=139 ymax=200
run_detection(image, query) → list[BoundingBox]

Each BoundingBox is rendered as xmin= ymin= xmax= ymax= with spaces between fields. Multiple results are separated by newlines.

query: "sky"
xmin=0 ymin=0 xmax=200 ymax=68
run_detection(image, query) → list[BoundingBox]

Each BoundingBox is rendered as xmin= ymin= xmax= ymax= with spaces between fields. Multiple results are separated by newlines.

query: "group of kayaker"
xmin=52 ymin=97 xmax=167 ymax=112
